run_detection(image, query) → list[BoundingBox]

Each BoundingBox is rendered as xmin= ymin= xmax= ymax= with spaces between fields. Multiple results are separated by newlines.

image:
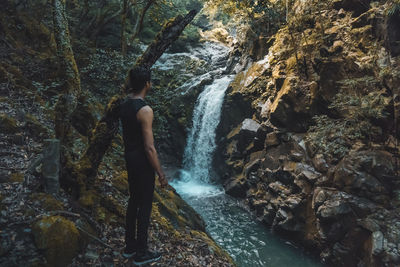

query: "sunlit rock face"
xmin=213 ymin=0 xmax=400 ymax=266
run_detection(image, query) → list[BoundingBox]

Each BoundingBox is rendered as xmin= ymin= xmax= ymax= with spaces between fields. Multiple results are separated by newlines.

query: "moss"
xmin=78 ymin=189 xmax=99 ymax=209
xmin=100 ymin=195 xmax=125 ymax=221
xmin=32 ymin=216 xmax=80 ymax=267
xmin=30 ymin=193 xmax=64 ymax=211
xmin=9 ymin=172 xmax=24 ymax=183
xmin=112 ymin=171 xmax=129 ymax=194
xmin=153 ymin=187 xmax=205 ymax=231
xmin=151 ymin=202 xmax=181 ymax=238
xmin=0 ymin=114 xmax=19 ymax=134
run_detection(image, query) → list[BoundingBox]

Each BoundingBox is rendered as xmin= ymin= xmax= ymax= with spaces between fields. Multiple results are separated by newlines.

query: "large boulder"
xmin=268 ymin=77 xmax=317 ymax=132
xmin=224 ymin=176 xmax=249 ymax=198
xmin=332 ymin=150 xmax=397 ymax=205
xmin=32 ymin=216 xmax=81 ymax=267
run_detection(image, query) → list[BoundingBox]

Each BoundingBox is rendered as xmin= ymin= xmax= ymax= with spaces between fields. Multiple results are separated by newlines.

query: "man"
xmin=119 ymin=66 xmax=168 ymax=265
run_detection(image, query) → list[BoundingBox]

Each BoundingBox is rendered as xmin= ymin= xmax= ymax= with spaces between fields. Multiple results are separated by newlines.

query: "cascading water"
xmin=183 ymin=75 xmax=233 ymax=183
xmin=168 ymin=42 xmax=322 ymax=267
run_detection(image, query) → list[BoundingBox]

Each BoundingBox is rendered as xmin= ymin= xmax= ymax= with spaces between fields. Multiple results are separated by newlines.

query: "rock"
xmin=333 ymin=150 xmax=395 ymax=204
xmin=329 ymin=40 xmax=344 ymax=54
xmin=244 ymin=159 xmax=261 ymax=178
xmin=260 ymin=98 xmax=272 ymax=119
xmin=338 ymin=8 xmax=346 ymax=18
xmin=253 ymin=124 xmax=270 ymax=150
xmin=41 ymin=139 xmax=60 ymax=195
xmin=268 ymin=181 xmax=292 ymax=196
xmin=371 ymin=231 xmax=384 ymax=255
xmin=332 ymin=0 xmax=371 ymax=17
xmin=269 ymin=77 xmax=318 ymax=132
xmin=317 ymin=199 xmax=352 ymax=220
xmin=200 ymin=27 xmax=232 ymax=45
xmin=295 ymin=163 xmax=321 ymax=182
xmin=252 ymin=199 xmax=269 ymax=216
xmin=32 ymin=216 xmax=80 ymax=267
xmin=225 ymin=176 xmax=248 ymax=198
xmin=273 ymin=208 xmax=303 ymax=232
xmin=312 ymin=154 xmax=329 ymax=172
xmin=265 ymin=132 xmax=280 ymax=147
xmin=153 ymin=187 xmax=206 ymax=231
xmin=229 ymin=119 xmax=261 ymax=152
xmin=241 ymin=118 xmax=261 ymax=133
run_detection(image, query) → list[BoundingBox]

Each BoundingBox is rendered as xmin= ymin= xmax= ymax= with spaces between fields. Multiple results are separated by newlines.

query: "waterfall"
xmin=168 ymin=42 xmax=233 ymax=196
xmin=182 ymin=75 xmax=234 ymax=183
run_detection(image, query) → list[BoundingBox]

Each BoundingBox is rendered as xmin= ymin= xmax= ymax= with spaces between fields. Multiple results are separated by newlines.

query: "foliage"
xmin=306 ymin=80 xmax=391 ymax=160
xmin=388 ymin=0 xmax=400 ymax=17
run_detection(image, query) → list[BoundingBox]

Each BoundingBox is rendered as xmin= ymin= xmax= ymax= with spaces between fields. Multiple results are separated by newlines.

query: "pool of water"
xmin=171 ymin=175 xmax=323 ymax=267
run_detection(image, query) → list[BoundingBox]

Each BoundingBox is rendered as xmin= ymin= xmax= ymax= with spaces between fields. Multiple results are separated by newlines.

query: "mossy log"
xmin=68 ymin=10 xmax=198 ymax=195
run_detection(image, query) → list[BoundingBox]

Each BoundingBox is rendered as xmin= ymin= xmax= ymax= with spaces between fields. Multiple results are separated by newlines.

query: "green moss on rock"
xmin=153 ymin=186 xmax=205 ymax=231
xmin=32 ymin=216 xmax=80 ymax=267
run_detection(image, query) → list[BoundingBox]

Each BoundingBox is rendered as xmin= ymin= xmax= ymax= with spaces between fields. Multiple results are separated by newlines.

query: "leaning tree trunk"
xmin=52 ymin=0 xmax=82 ymax=191
xmin=69 ymin=10 xmax=198 ymax=197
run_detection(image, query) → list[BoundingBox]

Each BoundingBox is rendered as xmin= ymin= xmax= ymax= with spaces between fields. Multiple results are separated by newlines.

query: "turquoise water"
xmin=171 ymin=176 xmax=323 ymax=267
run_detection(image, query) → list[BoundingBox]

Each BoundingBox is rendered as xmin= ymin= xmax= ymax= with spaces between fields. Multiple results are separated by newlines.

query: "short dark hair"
xmin=124 ymin=66 xmax=151 ymax=94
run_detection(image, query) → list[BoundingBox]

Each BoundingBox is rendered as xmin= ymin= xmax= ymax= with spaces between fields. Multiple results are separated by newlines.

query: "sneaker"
xmin=132 ymin=250 xmax=162 ymax=265
xmin=122 ymin=243 xmax=137 ymax=258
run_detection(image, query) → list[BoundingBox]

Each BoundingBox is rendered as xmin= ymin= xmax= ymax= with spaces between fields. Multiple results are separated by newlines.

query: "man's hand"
xmin=158 ymin=172 xmax=168 ymax=188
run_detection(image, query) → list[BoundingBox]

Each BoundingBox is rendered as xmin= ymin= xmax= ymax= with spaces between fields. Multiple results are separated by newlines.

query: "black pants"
xmin=124 ymin=149 xmax=155 ymax=251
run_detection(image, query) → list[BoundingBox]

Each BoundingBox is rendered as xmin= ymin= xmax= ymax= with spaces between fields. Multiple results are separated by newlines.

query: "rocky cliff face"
xmin=215 ymin=0 xmax=400 ymax=266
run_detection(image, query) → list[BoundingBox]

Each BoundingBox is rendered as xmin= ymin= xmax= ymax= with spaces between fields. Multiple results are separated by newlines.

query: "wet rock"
xmin=32 ymin=216 xmax=80 ymax=267
xmin=224 ymin=176 xmax=248 ymax=198
xmin=273 ymin=207 xmax=304 ymax=233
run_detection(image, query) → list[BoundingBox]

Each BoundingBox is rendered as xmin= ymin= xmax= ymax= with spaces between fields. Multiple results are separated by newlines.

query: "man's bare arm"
xmin=137 ymin=106 xmax=168 ymax=187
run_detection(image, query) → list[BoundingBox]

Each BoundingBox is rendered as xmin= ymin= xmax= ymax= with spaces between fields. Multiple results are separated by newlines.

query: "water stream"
xmin=163 ymin=41 xmax=322 ymax=267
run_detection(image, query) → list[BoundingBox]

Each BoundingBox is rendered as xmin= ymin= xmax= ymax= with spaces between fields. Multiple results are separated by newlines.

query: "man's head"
xmin=125 ymin=66 xmax=152 ymax=94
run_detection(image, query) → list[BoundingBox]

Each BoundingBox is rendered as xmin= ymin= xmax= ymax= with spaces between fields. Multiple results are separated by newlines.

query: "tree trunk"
xmin=121 ymin=0 xmax=129 ymax=56
xmin=52 ymin=0 xmax=81 ymax=191
xmin=70 ymin=9 xmax=198 ymax=197
xmin=130 ymin=0 xmax=155 ymax=42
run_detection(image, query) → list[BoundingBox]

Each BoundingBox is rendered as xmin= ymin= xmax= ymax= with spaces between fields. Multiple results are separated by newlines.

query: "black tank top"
xmin=119 ymin=97 xmax=148 ymax=153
